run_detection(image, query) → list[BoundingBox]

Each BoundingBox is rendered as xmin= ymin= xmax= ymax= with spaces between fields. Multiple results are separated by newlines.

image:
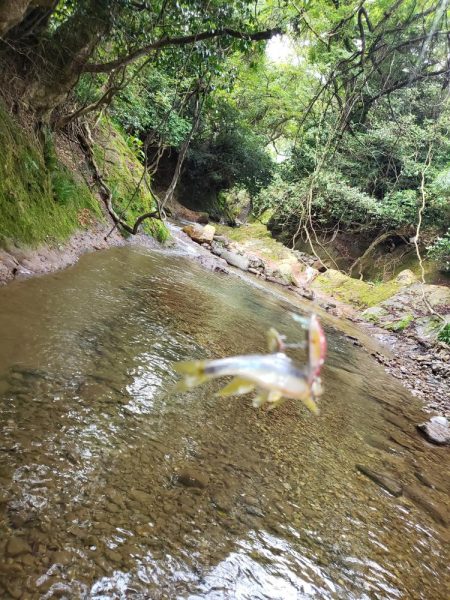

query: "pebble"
xmin=6 ymin=536 xmax=32 ymax=557
xmin=175 ymin=469 xmax=209 ymax=489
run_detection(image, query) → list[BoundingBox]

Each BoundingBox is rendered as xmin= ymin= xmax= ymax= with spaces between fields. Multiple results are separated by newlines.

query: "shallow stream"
xmin=0 ymin=246 xmax=449 ymax=599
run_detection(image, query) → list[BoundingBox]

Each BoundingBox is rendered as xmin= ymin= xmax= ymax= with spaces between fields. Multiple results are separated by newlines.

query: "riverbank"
xmin=0 ymin=221 xmax=165 ymax=285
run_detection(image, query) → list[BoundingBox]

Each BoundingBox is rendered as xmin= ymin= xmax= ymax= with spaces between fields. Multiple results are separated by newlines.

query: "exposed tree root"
xmin=78 ymin=122 xmax=159 ymax=236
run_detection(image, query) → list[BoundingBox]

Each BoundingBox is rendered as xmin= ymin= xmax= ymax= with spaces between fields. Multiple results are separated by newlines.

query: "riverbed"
xmin=0 ymin=246 xmax=449 ymax=599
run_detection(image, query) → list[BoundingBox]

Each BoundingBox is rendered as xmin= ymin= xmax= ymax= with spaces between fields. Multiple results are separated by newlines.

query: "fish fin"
xmin=300 ymin=393 xmax=320 ymax=415
xmin=267 ymin=328 xmax=285 ymax=352
xmin=252 ymin=390 xmax=270 ymax=408
xmin=173 ymin=374 xmax=209 ymax=392
xmin=267 ymin=398 xmax=285 ymax=411
xmin=215 ymin=377 xmax=255 ymax=398
xmin=266 ymin=391 xmax=284 ymax=411
xmin=173 ymin=360 xmax=209 ymax=392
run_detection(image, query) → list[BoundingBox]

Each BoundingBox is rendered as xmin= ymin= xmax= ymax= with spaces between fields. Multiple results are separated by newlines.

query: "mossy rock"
xmin=385 ymin=314 xmax=414 ymax=332
xmin=93 ymin=118 xmax=169 ymax=243
xmin=362 ymin=306 xmax=389 ymax=324
xmin=312 ymin=269 xmax=401 ymax=308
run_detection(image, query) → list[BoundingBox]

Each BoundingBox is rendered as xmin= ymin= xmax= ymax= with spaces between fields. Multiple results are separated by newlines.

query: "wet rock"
xmin=175 ymin=469 xmax=209 ymax=489
xmin=104 ymin=547 xmax=122 ymax=563
xmin=182 ymin=224 xmax=215 ymax=244
xmin=356 ymin=465 xmax=403 ymax=496
xmin=52 ymin=550 xmax=72 ymax=565
xmin=295 ymin=287 xmax=315 ymax=301
xmin=417 ymin=417 xmax=450 ymax=445
xmin=210 ymin=240 xmax=225 ymax=256
xmin=220 ymin=249 xmax=249 ymax=271
xmin=403 ymin=485 xmax=449 ymax=526
xmin=266 ymin=275 xmax=289 ymax=286
xmin=247 ymin=255 xmax=265 ymax=270
xmin=6 ymin=536 xmax=32 ymax=557
xmin=245 ymin=505 xmax=265 ymax=518
xmin=129 ymin=488 xmax=153 ymax=504
xmin=211 ymin=492 xmax=233 ymax=514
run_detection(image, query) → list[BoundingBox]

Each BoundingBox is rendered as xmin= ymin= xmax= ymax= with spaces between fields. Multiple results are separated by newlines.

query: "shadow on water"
xmin=0 ymin=246 xmax=449 ymax=599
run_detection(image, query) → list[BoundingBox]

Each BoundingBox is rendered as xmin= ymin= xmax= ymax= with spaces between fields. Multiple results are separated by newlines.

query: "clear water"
xmin=0 ymin=246 xmax=449 ymax=599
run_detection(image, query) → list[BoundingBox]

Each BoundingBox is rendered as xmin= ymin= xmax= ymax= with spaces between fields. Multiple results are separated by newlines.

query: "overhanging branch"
xmin=83 ymin=27 xmax=282 ymax=74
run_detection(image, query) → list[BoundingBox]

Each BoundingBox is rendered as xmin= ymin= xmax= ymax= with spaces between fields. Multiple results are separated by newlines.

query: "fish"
xmin=174 ymin=352 xmax=319 ymax=414
xmin=174 ymin=313 xmax=327 ymax=414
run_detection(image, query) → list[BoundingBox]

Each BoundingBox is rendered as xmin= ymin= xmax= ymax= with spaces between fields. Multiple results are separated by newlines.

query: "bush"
xmin=427 ymin=229 xmax=450 ymax=272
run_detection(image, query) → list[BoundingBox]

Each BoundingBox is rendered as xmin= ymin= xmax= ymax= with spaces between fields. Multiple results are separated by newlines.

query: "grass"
xmin=438 ymin=323 xmax=450 ymax=344
xmin=0 ymin=102 xmax=101 ymax=247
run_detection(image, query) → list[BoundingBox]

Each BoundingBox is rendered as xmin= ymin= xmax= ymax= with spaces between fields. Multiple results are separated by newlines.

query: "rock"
xmin=395 ymin=269 xmax=418 ymax=285
xmin=6 ymin=536 xmax=32 ymax=557
xmin=194 ymin=254 xmax=229 ymax=274
xmin=52 ymin=550 xmax=73 ymax=565
xmin=182 ymin=224 xmax=215 ymax=244
xmin=417 ymin=418 xmax=450 ymax=445
xmin=245 ymin=505 xmax=265 ymax=518
xmin=129 ymin=488 xmax=153 ymax=504
xmin=403 ymin=485 xmax=449 ymax=526
xmin=356 ymin=465 xmax=403 ymax=496
xmin=295 ymin=287 xmax=315 ymax=300
xmin=220 ymin=249 xmax=249 ymax=271
xmin=247 ymin=255 xmax=265 ymax=270
xmin=210 ymin=240 xmax=224 ymax=256
xmin=175 ymin=469 xmax=209 ymax=489
xmin=267 ymin=275 xmax=289 ymax=286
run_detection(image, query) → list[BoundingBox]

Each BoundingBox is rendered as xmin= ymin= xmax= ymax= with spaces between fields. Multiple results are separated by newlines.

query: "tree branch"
xmin=83 ymin=27 xmax=282 ymax=74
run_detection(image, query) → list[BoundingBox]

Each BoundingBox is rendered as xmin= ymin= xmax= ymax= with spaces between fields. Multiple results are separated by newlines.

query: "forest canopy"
xmin=0 ymin=0 xmax=449 ymax=271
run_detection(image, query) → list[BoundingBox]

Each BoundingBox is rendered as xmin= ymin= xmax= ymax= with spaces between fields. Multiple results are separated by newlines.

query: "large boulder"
xmin=182 ymin=224 xmax=215 ymax=244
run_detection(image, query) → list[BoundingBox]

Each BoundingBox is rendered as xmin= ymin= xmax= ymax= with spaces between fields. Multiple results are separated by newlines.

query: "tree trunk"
xmin=0 ymin=0 xmax=33 ymax=37
xmin=26 ymin=0 xmax=115 ymax=118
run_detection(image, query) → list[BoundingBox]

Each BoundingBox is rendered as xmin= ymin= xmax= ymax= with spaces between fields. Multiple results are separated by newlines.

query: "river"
xmin=0 ymin=246 xmax=449 ymax=599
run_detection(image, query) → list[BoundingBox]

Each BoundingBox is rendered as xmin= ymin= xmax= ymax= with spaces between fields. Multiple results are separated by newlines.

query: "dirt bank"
xmin=0 ymin=221 xmax=163 ymax=286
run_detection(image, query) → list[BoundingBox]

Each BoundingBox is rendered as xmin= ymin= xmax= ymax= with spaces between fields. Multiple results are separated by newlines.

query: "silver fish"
xmin=174 ymin=351 xmax=319 ymax=414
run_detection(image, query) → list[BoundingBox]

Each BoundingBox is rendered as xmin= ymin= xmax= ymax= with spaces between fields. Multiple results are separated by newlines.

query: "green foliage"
xmin=182 ymin=99 xmax=274 ymax=213
xmin=385 ymin=315 xmax=414 ymax=332
xmin=438 ymin=323 xmax=450 ymax=345
xmin=427 ymin=229 xmax=450 ymax=272
xmin=0 ymin=103 xmax=101 ymax=247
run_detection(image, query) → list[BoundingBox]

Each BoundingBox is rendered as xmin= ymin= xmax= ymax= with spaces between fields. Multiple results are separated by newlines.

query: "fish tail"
xmin=174 ymin=360 xmax=209 ymax=391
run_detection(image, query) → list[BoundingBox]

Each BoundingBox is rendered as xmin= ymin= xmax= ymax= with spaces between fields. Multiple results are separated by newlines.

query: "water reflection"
xmin=0 ymin=247 xmax=448 ymax=599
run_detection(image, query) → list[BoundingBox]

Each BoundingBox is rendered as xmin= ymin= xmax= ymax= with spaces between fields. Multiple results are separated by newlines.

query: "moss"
xmin=0 ymin=102 xmax=102 ymax=247
xmin=385 ymin=314 xmax=414 ymax=332
xmin=258 ymin=208 xmax=275 ymax=225
xmin=93 ymin=118 xmax=169 ymax=242
xmin=313 ymin=269 xmax=401 ymax=308
xmin=215 ymin=222 xmax=293 ymax=262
